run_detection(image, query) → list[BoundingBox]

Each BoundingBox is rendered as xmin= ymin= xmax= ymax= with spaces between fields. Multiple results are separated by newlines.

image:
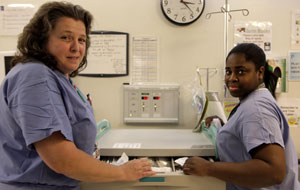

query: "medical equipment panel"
xmin=123 ymin=84 xmax=179 ymax=124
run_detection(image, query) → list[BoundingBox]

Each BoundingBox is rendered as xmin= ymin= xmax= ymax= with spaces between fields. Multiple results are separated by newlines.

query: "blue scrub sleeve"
xmin=242 ymin=115 xmax=284 ymax=153
xmin=9 ymin=78 xmax=73 ymax=150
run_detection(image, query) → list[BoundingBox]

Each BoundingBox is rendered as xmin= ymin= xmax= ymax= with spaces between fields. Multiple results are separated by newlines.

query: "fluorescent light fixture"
xmin=8 ymin=4 xmax=34 ymax=8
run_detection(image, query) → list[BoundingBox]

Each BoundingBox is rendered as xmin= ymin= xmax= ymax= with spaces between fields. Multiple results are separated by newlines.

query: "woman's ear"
xmin=258 ymin=66 xmax=265 ymax=81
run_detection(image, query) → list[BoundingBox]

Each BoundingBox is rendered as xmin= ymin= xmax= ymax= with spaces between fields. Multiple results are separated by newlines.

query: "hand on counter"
xmin=119 ymin=158 xmax=156 ymax=181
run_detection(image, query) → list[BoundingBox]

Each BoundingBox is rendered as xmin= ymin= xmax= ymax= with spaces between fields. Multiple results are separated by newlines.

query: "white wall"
xmin=0 ymin=0 xmax=299 ymax=157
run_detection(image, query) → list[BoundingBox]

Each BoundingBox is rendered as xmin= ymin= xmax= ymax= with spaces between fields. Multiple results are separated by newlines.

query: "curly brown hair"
xmin=11 ymin=1 xmax=93 ymax=77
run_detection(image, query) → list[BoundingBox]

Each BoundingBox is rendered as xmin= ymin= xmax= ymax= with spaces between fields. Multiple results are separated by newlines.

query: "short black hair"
xmin=226 ymin=43 xmax=278 ymax=98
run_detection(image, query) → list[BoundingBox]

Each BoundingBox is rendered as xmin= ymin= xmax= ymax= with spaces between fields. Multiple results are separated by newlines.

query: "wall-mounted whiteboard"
xmin=79 ymin=31 xmax=128 ymax=77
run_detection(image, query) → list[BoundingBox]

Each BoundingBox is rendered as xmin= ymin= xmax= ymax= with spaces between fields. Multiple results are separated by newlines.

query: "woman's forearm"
xmin=35 ymin=131 xmax=154 ymax=182
xmin=208 ymin=159 xmax=284 ymax=188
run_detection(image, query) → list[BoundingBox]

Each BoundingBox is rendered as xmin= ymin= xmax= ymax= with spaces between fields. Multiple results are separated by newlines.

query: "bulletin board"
xmin=79 ymin=31 xmax=129 ymax=77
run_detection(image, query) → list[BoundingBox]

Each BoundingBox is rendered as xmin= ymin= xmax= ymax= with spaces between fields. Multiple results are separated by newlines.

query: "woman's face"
xmin=225 ymin=53 xmax=264 ymax=100
xmin=46 ymin=17 xmax=86 ymax=77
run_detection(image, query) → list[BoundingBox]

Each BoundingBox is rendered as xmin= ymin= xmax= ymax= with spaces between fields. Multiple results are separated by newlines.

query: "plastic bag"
xmin=191 ymin=69 xmax=206 ymax=116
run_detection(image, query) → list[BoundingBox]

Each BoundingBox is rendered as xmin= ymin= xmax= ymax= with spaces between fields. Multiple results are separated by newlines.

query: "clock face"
xmin=161 ymin=0 xmax=205 ymax=25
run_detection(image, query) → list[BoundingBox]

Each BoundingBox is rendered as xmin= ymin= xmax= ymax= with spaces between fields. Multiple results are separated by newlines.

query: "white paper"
xmin=131 ymin=36 xmax=159 ymax=84
xmin=0 ymin=5 xmax=35 ymax=36
xmin=111 ymin=152 xmax=129 ymax=166
xmin=288 ymin=51 xmax=300 ymax=81
xmin=174 ymin=157 xmax=188 ymax=166
xmin=151 ymin=167 xmax=172 ymax=173
xmin=234 ymin=21 xmax=272 ymax=54
xmin=82 ymin=34 xmax=127 ymax=75
xmin=113 ymin=143 xmax=141 ymax=149
xmin=277 ymin=98 xmax=300 ymax=128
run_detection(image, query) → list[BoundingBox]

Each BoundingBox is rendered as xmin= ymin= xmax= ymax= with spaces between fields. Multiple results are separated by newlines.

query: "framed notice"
xmin=79 ymin=31 xmax=129 ymax=77
xmin=0 ymin=5 xmax=36 ymax=36
xmin=288 ymin=51 xmax=300 ymax=81
xmin=234 ymin=21 xmax=272 ymax=54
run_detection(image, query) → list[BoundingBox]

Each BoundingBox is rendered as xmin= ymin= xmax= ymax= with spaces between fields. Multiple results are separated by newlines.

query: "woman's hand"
xmin=205 ymin=115 xmax=224 ymax=127
xmin=183 ymin=157 xmax=212 ymax=176
xmin=119 ymin=158 xmax=156 ymax=181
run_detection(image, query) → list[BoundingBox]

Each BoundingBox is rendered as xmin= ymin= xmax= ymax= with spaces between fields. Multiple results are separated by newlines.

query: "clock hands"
xmin=181 ymin=0 xmax=195 ymax=5
xmin=180 ymin=0 xmax=195 ymax=13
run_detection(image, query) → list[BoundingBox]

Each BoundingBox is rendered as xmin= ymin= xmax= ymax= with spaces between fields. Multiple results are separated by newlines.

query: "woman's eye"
xmin=238 ymin=70 xmax=245 ymax=75
xmin=225 ymin=70 xmax=231 ymax=75
xmin=61 ymin=36 xmax=71 ymax=41
xmin=79 ymin=38 xmax=86 ymax=43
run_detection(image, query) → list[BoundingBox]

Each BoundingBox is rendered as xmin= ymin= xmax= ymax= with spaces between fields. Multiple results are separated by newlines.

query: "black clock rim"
xmin=161 ymin=0 xmax=205 ymax=26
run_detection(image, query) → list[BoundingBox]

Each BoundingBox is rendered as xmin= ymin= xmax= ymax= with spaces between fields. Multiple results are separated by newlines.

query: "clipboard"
xmin=79 ymin=31 xmax=129 ymax=77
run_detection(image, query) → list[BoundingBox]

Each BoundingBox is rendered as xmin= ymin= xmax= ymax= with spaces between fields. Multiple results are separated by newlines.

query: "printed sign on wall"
xmin=234 ymin=21 xmax=272 ymax=54
xmin=277 ymin=98 xmax=300 ymax=128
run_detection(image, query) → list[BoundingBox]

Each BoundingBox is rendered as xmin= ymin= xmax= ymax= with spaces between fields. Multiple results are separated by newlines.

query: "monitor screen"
xmin=0 ymin=51 xmax=15 ymax=82
xmin=4 ymin=55 xmax=13 ymax=74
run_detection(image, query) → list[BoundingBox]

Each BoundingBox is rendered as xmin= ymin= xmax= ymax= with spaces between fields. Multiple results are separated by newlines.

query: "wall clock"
xmin=161 ymin=0 xmax=205 ymax=26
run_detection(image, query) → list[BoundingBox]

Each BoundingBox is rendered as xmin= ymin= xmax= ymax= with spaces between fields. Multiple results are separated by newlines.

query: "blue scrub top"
xmin=0 ymin=62 xmax=97 ymax=189
xmin=217 ymin=88 xmax=300 ymax=190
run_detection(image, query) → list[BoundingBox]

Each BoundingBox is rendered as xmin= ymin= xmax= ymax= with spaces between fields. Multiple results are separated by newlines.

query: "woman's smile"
xmin=228 ymin=86 xmax=239 ymax=91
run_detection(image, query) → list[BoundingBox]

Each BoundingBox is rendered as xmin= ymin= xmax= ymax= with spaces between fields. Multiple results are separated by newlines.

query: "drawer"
xmin=80 ymin=156 xmax=225 ymax=190
xmin=81 ymin=175 xmax=225 ymax=190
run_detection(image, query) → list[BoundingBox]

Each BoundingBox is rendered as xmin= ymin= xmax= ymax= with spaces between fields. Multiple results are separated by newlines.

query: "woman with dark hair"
xmin=0 ymin=2 xmax=154 ymax=189
xmin=183 ymin=43 xmax=299 ymax=190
